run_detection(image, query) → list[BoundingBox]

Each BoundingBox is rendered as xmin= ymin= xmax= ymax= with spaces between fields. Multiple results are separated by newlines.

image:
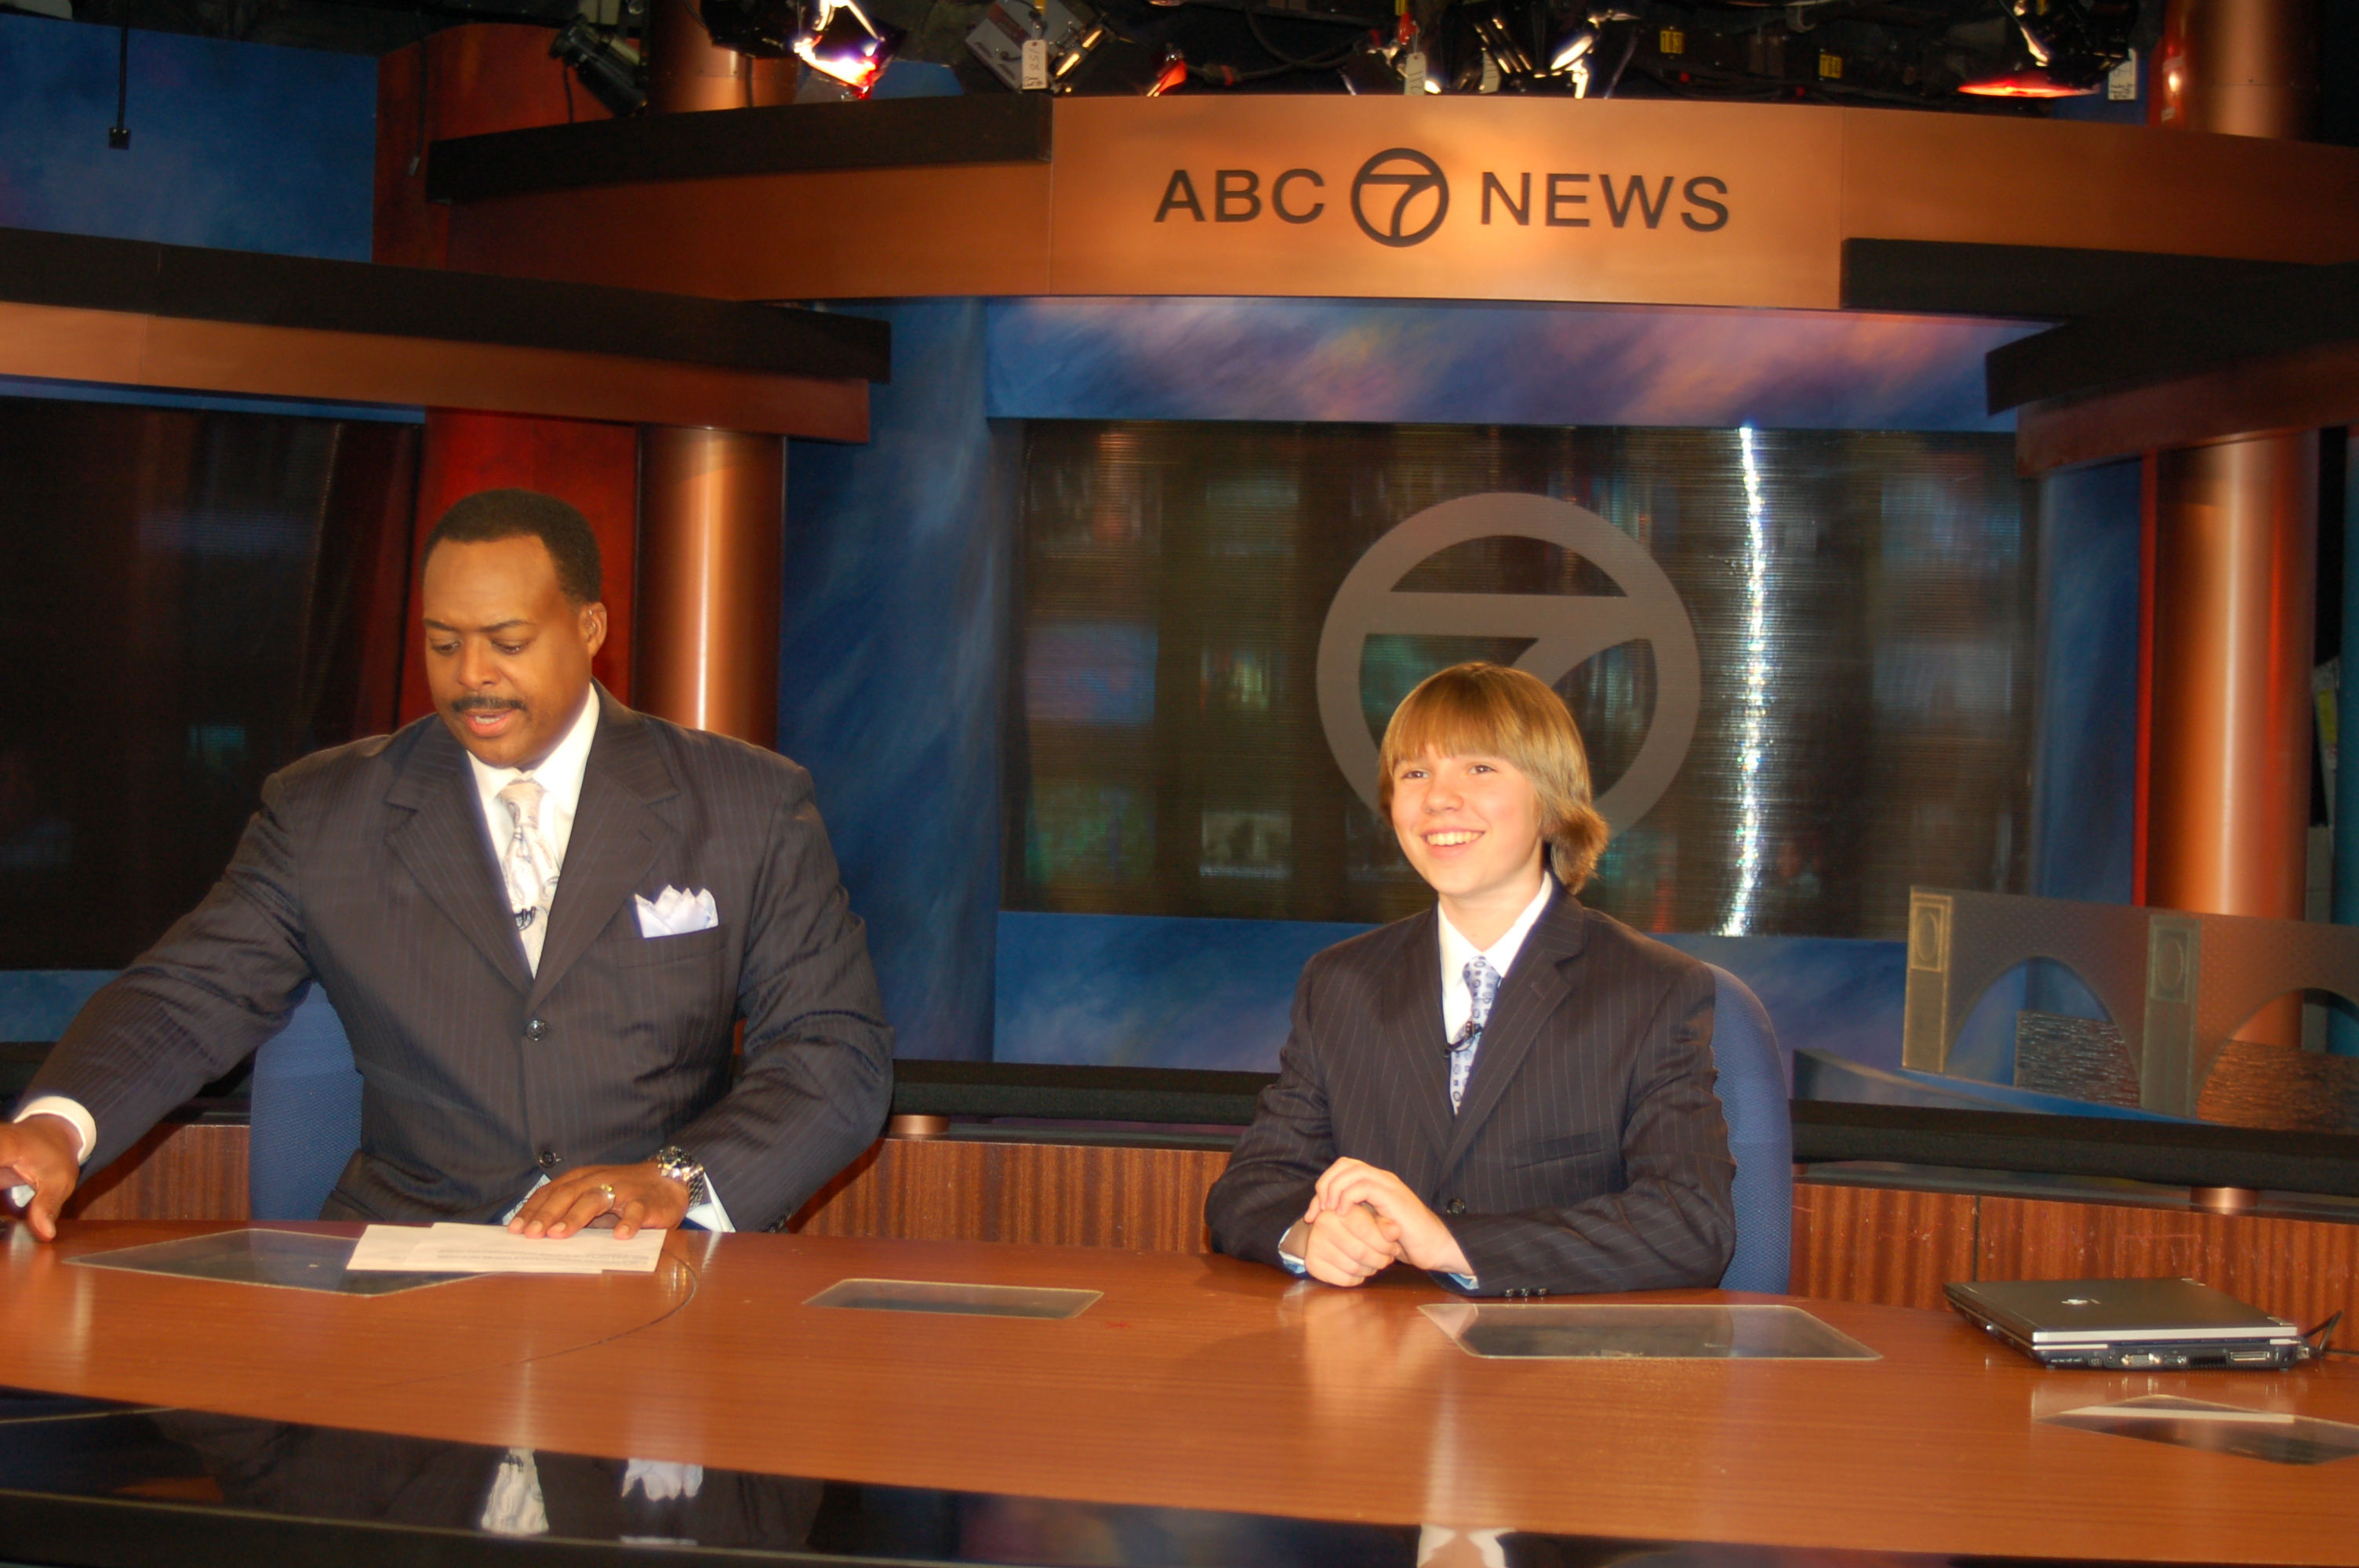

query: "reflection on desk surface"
xmin=804 ymin=1277 xmax=1103 ymax=1319
xmin=2041 ymin=1396 xmax=2359 ymax=1468
xmin=64 ymin=1227 xmax=463 ymax=1297
xmin=1421 ymin=1302 xmax=1881 ymax=1361
xmin=0 ymin=1384 xmax=1961 ymax=1568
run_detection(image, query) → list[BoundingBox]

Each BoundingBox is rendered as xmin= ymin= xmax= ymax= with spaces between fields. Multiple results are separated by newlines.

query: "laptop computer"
xmin=1944 ymin=1277 xmax=2309 ymax=1370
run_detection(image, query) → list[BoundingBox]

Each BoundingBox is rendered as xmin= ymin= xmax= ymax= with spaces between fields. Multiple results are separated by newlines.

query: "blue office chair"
xmin=248 ymin=983 xmax=363 ymax=1221
xmin=1704 ymin=964 xmax=1792 ymax=1294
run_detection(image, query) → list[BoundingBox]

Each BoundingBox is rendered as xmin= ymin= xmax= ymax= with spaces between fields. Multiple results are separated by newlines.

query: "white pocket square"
xmin=634 ymin=886 xmax=718 ymax=938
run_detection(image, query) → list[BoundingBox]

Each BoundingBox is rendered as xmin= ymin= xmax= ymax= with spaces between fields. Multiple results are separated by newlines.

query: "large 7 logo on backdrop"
xmin=1315 ymin=494 xmax=1701 ymax=831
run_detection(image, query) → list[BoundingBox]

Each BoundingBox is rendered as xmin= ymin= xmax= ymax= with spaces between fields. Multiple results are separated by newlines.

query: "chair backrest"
xmin=248 ymin=983 xmax=362 ymax=1221
xmin=1705 ymin=964 xmax=1793 ymax=1294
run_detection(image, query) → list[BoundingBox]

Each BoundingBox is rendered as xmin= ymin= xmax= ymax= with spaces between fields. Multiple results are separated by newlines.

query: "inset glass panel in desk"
xmin=67 ymin=1228 xmax=460 ymax=1297
xmin=1421 ymin=1302 xmax=1880 ymax=1360
xmin=805 ymin=1278 xmax=1101 ymax=1319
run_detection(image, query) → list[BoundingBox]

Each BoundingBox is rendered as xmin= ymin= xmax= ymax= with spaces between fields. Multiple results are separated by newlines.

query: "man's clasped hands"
xmin=1294 ymin=1157 xmax=1474 ymax=1287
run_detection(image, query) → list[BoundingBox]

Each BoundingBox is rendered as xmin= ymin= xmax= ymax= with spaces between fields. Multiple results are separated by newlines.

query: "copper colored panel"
xmin=15 ymin=1221 xmax=2359 ymax=1562
xmin=645 ymin=0 xmax=792 ymax=114
xmin=444 ymin=100 xmax=2359 ymax=306
xmin=1841 ymin=111 xmax=2359 ymax=263
xmin=1049 ymin=96 xmax=1845 ymax=309
xmin=2016 ymin=339 xmax=2359 ymax=474
xmin=2146 ymin=432 xmax=2316 ymax=936
xmin=636 ymin=426 xmax=785 ymax=746
xmin=376 ymin=24 xmax=616 ymax=270
xmin=0 ymin=303 xmax=151 ymax=386
xmin=131 ymin=317 xmax=866 ymax=439
xmin=2154 ymin=0 xmax=2320 ymax=138
xmin=446 ymin=163 xmax=1054 ymax=299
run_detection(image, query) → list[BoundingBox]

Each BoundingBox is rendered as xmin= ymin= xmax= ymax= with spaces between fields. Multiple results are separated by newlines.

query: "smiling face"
xmin=420 ymin=535 xmax=608 ymax=771
xmin=1389 ymin=748 xmax=1549 ymax=922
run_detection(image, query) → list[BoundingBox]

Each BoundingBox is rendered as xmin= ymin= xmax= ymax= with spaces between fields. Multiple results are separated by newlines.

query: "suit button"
xmin=1445 ymin=1198 xmax=1467 ymax=1215
xmin=1535 ymin=1288 xmax=1549 ymax=1299
xmin=524 ymin=1018 xmax=548 ymax=1042
xmin=536 ymin=1149 xmax=560 ymax=1170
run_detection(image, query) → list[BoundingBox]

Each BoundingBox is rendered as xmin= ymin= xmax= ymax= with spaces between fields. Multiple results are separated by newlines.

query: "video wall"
xmin=1005 ymin=420 xmax=2034 ymax=944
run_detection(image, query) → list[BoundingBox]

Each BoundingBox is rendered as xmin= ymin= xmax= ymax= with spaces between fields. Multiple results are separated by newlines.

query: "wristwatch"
xmin=652 ymin=1145 xmax=708 ymax=1209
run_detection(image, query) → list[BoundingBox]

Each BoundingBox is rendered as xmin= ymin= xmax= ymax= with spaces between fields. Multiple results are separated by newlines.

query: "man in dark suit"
xmin=1205 ymin=662 xmax=1732 ymax=1297
xmin=2 ymin=489 xmax=891 ymax=1241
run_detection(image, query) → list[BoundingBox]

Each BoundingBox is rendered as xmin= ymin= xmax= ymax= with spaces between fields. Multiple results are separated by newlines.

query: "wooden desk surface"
xmin=7 ymin=1221 xmax=2357 ymax=1564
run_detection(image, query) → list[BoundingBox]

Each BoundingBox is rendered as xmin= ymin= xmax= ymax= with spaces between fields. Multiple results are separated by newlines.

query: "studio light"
xmin=1466 ymin=8 xmax=1536 ymax=82
xmin=1335 ymin=38 xmax=1401 ymax=95
xmin=1546 ymin=23 xmax=1594 ymax=74
xmin=794 ymin=0 xmax=902 ymax=96
xmin=1962 ymin=0 xmax=2137 ymax=98
xmin=550 ymin=18 xmax=648 ymax=117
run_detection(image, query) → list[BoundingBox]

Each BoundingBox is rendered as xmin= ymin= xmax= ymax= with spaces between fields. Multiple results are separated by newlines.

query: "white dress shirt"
xmin=13 ymin=691 xmax=732 ymax=1232
xmin=466 ymin=684 xmax=599 ymax=898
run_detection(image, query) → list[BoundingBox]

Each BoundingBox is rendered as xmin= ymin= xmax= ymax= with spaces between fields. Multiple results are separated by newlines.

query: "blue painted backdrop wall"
xmin=783 ymin=302 xmax=1010 ymax=1062
xmin=996 ymin=912 xmax=1904 ymax=1078
xmin=2030 ymin=459 xmax=2143 ymax=906
xmin=0 ymin=13 xmax=374 ymax=259
xmin=987 ymin=298 xmax=2036 ymax=430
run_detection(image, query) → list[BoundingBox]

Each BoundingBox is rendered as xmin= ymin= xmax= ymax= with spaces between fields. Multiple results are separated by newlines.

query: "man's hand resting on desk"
xmin=509 ymin=1163 xmax=688 ymax=1242
xmin=0 ymin=1115 xmax=82 ymax=1240
xmin=1311 ymin=1157 xmax=1474 ymax=1279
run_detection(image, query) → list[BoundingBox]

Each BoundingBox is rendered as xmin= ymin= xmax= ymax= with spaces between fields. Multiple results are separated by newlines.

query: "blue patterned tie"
xmin=1449 ymin=956 xmax=1500 ymax=1113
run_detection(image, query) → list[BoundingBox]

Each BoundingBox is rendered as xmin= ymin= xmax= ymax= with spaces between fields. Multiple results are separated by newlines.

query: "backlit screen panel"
xmin=1005 ymin=422 xmax=2034 ymax=942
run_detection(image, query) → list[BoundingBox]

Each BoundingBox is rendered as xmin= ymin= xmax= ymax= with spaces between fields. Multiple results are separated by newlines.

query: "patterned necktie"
xmin=496 ymin=777 xmax=559 ymax=972
xmin=1449 ymin=955 xmax=1500 ymax=1113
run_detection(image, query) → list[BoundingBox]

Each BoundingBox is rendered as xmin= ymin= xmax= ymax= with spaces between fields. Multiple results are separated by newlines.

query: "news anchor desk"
xmin=5 ymin=1222 xmax=2358 ymax=1568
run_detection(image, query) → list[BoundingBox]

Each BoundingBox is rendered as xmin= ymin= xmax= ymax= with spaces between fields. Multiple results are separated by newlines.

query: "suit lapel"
xmin=1439 ymin=886 xmax=1590 ymax=1173
xmin=525 ymin=691 xmax=678 ymax=1012
xmin=1378 ymin=908 xmax=1456 ymax=1178
xmin=385 ymin=720 xmax=534 ymax=996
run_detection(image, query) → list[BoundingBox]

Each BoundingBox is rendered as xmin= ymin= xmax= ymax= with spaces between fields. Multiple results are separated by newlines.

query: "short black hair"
xmin=423 ymin=489 xmax=602 ymax=605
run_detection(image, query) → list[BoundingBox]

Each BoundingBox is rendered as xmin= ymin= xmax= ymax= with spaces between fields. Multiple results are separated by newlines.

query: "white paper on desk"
xmin=346 ymin=1222 xmax=667 ymax=1275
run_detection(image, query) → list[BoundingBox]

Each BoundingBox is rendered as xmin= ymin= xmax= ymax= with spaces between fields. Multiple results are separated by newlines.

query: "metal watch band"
xmin=652 ymin=1144 xmax=707 ymax=1209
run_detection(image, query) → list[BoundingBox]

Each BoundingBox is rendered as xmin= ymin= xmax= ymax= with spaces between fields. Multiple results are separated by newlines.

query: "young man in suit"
xmin=2 ymin=489 xmax=892 ymax=1242
xmin=1205 ymin=662 xmax=1733 ymax=1296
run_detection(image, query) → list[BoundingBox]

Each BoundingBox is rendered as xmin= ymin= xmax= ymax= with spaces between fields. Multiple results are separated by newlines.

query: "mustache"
xmin=450 ymin=695 xmax=524 ymax=713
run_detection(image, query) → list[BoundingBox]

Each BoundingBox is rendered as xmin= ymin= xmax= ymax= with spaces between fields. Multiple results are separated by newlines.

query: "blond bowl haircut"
xmin=1377 ymin=662 xmax=1612 ymax=893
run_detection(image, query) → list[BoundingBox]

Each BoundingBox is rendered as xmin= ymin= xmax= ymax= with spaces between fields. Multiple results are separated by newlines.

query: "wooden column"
xmin=634 ymin=3 xmax=791 ymax=745
xmin=2142 ymin=0 xmax=2322 ymax=1054
xmin=634 ymin=427 xmax=787 ymax=746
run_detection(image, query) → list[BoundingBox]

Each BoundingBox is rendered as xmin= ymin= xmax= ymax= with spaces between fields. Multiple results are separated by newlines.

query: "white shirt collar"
xmin=1438 ymin=874 xmax=1557 ymax=1036
xmin=465 ymin=685 xmax=600 ymax=866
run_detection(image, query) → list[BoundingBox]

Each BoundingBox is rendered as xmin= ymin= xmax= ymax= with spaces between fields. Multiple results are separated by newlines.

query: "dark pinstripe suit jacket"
xmin=30 ymin=687 xmax=893 ymax=1229
xmin=1205 ymin=887 xmax=1735 ymax=1295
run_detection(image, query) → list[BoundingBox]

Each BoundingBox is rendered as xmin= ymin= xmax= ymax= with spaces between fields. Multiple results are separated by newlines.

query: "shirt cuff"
xmin=13 ymin=1098 xmax=93 ymax=1163
xmin=1277 ymin=1222 xmax=1307 ymax=1276
xmin=9 ymin=1097 xmax=93 ymax=1209
xmin=685 ymin=1176 xmax=734 ymax=1233
xmin=1445 ymin=1272 xmax=1480 ymax=1290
